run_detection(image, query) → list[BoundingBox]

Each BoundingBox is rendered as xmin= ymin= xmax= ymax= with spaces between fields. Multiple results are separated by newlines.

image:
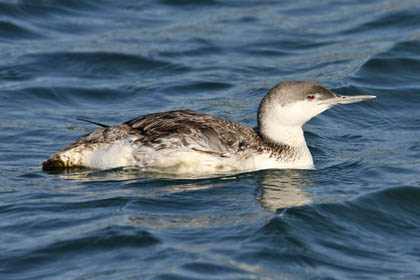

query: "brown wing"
xmin=59 ymin=124 xmax=135 ymax=153
xmin=59 ymin=110 xmax=260 ymax=155
xmin=125 ymin=109 xmax=260 ymax=155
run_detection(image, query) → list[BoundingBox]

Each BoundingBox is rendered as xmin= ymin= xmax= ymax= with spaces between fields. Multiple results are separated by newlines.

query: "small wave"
xmin=2 ymin=224 xmax=160 ymax=277
xmin=279 ymin=186 xmax=420 ymax=237
xmin=354 ymin=41 xmax=420 ymax=88
xmin=0 ymin=20 xmax=42 ymax=40
xmin=22 ymin=51 xmax=189 ymax=79
xmin=158 ymin=0 xmax=221 ymax=7
xmin=166 ymin=81 xmax=233 ymax=95
xmin=245 ymin=186 xmax=420 ymax=277
xmin=179 ymin=261 xmax=247 ymax=278
xmin=351 ymin=8 xmax=420 ymax=35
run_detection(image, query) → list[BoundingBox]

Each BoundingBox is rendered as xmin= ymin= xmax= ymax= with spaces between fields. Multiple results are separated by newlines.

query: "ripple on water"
xmin=238 ymin=186 xmax=420 ymax=277
xmin=0 ymin=20 xmax=43 ymax=40
xmin=1 ymin=0 xmax=420 ymax=279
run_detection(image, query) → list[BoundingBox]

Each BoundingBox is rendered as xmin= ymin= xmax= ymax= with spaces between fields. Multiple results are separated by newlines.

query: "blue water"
xmin=1 ymin=0 xmax=420 ymax=279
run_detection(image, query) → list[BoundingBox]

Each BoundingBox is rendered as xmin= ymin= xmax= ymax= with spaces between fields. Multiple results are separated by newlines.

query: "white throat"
xmin=260 ymin=121 xmax=313 ymax=168
xmin=258 ymin=100 xmax=324 ymax=167
xmin=261 ymin=123 xmax=307 ymax=148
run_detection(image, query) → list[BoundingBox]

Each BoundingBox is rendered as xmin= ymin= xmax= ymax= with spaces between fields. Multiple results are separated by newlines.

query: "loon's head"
xmin=258 ymin=81 xmax=375 ymax=138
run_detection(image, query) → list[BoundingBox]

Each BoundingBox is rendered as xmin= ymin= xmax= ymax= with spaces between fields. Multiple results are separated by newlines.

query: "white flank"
xmin=58 ymin=138 xmax=313 ymax=175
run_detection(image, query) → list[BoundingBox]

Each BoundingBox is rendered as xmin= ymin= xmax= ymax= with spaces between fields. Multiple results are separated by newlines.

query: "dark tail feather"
xmin=77 ymin=118 xmax=109 ymax=128
xmin=42 ymin=157 xmax=65 ymax=171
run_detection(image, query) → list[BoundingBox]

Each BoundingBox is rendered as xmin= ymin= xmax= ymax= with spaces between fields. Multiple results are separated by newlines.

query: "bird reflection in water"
xmin=57 ymin=167 xmax=313 ymax=211
xmin=255 ymin=169 xmax=312 ymax=211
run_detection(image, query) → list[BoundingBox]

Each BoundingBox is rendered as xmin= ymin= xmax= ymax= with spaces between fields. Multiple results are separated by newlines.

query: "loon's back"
xmin=42 ymin=110 xmax=269 ymax=173
xmin=126 ymin=109 xmax=262 ymax=154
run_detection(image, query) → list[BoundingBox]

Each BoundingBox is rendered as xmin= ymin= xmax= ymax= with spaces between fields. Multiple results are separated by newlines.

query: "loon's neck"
xmin=258 ymin=124 xmax=313 ymax=166
xmin=263 ymin=124 xmax=306 ymax=146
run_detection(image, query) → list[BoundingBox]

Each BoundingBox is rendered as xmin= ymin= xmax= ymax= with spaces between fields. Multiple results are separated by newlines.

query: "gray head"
xmin=258 ymin=81 xmax=375 ymax=132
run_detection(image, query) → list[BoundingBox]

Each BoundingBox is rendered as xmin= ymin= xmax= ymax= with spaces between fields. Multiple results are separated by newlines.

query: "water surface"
xmin=1 ymin=1 xmax=420 ymax=279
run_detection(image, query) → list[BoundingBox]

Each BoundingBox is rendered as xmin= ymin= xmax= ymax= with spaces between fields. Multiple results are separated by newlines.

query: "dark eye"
xmin=306 ymin=95 xmax=315 ymax=100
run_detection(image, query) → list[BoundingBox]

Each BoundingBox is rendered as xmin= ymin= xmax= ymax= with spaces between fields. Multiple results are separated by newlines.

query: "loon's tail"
xmin=42 ymin=155 xmax=66 ymax=171
xmin=42 ymin=118 xmax=109 ymax=171
xmin=76 ymin=118 xmax=109 ymax=128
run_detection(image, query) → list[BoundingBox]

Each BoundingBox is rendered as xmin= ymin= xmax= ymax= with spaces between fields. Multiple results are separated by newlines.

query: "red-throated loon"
xmin=42 ymin=81 xmax=375 ymax=175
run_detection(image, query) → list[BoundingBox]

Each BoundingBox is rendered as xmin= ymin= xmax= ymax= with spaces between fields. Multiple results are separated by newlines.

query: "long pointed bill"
xmin=324 ymin=93 xmax=376 ymax=106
